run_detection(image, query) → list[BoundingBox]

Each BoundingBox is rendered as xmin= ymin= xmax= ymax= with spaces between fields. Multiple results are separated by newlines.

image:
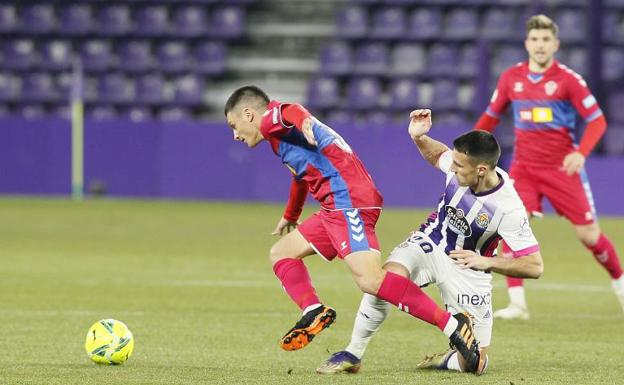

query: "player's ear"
xmin=242 ymin=107 xmax=253 ymax=122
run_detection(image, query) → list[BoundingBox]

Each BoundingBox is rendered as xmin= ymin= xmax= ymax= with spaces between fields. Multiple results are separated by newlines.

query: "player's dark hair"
xmin=453 ymin=131 xmax=501 ymax=169
xmin=526 ymin=14 xmax=559 ymax=37
xmin=224 ymin=85 xmax=270 ymax=116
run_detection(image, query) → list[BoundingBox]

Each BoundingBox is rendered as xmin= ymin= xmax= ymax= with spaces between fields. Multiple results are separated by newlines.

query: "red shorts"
xmin=298 ymin=208 xmax=381 ymax=261
xmin=509 ymin=162 xmax=596 ymax=225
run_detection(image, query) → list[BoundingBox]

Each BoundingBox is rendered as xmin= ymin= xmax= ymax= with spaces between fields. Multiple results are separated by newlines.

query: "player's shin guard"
xmin=272 ymin=258 xmax=321 ymax=311
xmin=376 ymin=271 xmax=450 ymax=330
xmin=585 ymin=234 xmax=623 ymax=280
xmin=345 ymin=293 xmax=391 ymax=359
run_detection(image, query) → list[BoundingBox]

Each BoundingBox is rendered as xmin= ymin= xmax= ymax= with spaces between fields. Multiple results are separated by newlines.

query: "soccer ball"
xmin=85 ymin=319 xmax=134 ymax=365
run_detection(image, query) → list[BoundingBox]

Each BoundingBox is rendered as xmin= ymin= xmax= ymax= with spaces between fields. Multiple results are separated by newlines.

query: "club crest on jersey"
xmin=476 ymin=212 xmax=490 ymax=228
xmin=544 ymin=81 xmax=558 ymax=96
xmin=444 ymin=206 xmax=472 ymax=237
xmin=513 ymin=82 xmax=524 ymax=92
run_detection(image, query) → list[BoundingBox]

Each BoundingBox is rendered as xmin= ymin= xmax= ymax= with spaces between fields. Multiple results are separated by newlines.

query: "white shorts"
xmin=386 ymin=231 xmax=493 ymax=347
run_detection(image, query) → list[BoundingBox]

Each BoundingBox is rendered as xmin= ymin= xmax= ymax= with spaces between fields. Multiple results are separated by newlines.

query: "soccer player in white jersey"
xmin=317 ymin=109 xmax=544 ymax=375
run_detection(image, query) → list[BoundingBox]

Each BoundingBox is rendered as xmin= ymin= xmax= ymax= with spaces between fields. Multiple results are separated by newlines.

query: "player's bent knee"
xmin=383 ymin=262 xmax=410 ymax=278
xmin=352 ymin=271 xmax=384 ymax=295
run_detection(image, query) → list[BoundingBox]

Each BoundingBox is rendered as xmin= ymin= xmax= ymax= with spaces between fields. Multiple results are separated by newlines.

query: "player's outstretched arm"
xmin=450 ymin=249 xmax=543 ymax=279
xmin=408 ymin=109 xmax=450 ymax=169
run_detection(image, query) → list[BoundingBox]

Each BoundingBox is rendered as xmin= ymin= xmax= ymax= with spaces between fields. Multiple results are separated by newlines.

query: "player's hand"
xmin=301 ymin=117 xmax=317 ymax=146
xmin=271 ymin=217 xmax=299 ymax=236
xmin=561 ymin=151 xmax=585 ymax=176
xmin=408 ymin=109 xmax=432 ymax=140
xmin=449 ymin=248 xmax=491 ymax=271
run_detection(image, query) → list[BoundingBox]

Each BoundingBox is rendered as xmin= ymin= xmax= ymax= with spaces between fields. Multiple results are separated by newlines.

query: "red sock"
xmin=502 ymin=241 xmax=525 ymax=288
xmin=376 ymin=271 xmax=450 ymax=331
xmin=272 ymin=258 xmax=321 ymax=311
xmin=585 ymin=234 xmax=623 ymax=279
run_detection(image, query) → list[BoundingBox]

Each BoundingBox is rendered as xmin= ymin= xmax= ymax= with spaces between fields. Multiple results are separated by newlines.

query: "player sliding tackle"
xmin=317 ymin=109 xmax=543 ymax=375
xmin=224 ymin=87 xmax=482 ymax=372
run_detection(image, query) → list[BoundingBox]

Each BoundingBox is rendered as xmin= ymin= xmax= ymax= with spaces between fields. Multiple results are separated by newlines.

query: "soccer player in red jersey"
xmin=474 ymin=15 xmax=624 ymax=319
xmin=225 ymin=86 xmax=482 ymax=372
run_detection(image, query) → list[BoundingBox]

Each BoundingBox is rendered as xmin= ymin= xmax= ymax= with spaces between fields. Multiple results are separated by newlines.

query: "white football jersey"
xmin=419 ymin=151 xmax=539 ymax=257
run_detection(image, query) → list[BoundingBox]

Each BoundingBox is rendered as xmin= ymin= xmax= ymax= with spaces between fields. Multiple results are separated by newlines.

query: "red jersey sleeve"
xmin=564 ymin=72 xmax=603 ymax=123
xmin=260 ymin=100 xmax=290 ymax=138
xmin=283 ymin=179 xmax=308 ymax=222
xmin=281 ymin=104 xmax=311 ymax=130
xmin=485 ymin=70 xmax=512 ymax=119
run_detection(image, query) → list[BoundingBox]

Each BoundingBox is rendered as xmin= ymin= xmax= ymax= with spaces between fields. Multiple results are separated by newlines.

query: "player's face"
xmin=525 ymin=28 xmax=559 ymax=68
xmin=226 ymin=109 xmax=263 ymax=148
xmin=450 ymin=150 xmax=480 ymax=187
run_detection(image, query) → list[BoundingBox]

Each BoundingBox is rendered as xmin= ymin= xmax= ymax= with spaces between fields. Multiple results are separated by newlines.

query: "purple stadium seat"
xmin=15 ymin=104 xmax=47 ymax=119
xmin=431 ymin=79 xmax=460 ymax=110
xmin=97 ymin=73 xmax=134 ymax=104
xmin=172 ymin=74 xmax=205 ymax=106
xmin=319 ymin=42 xmax=353 ymax=75
xmin=118 ymin=41 xmax=153 ymax=73
xmin=555 ymin=9 xmax=585 ymax=43
xmin=481 ymin=8 xmax=516 ymax=40
xmin=135 ymin=74 xmax=169 ymax=105
xmin=335 ymin=6 xmax=368 ymax=39
xmin=98 ymin=5 xmax=132 ymax=36
xmin=383 ymin=0 xmax=418 ymax=5
xmin=444 ymin=9 xmax=478 ymax=40
xmin=492 ymin=45 xmax=525 ymax=75
xmin=156 ymin=41 xmax=191 ymax=74
xmin=22 ymin=73 xmax=57 ymax=103
xmin=354 ymin=43 xmax=388 ymax=75
xmin=0 ymin=73 xmax=19 ymax=102
xmin=602 ymin=13 xmax=621 ymax=43
xmin=134 ymin=5 xmax=169 ymax=37
xmin=427 ymin=44 xmax=458 ymax=76
xmin=458 ymin=44 xmax=480 ymax=77
xmin=210 ymin=6 xmax=245 ymax=38
xmin=20 ymin=4 xmax=56 ymax=34
xmin=603 ymin=48 xmax=624 ymax=81
xmin=370 ymin=7 xmax=405 ymax=39
xmin=81 ymin=40 xmax=114 ymax=73
xmin=388 ymin=78 xmax=419 ymax=111
xmin=88 ymin=106 xmax=118 ymax=120
xmin=55 ymin=73 xmax=73 ymax=101
xmin=58 ymin=4 xmax=93 ymax=36
xmin=40 ymin=40 xmax=72 ymax=71
xmin=407 ymin=8 xmax=442 ymax=40
xmin=346 ymin=77 xmax=382 ymax=110
xmin=3 ymin=40 xmax=37 ymax=71
xmin=122 ymin=106 xmax=153 ymax=122
xmin=173 ymin=5 xmax=207 ymax=37
xmin=325 ymin=110 xmax=354 ymax=126
xmin=195 ymin=41 xmax=226 ymax=75
xmin=608 ymin=91 xmax=624 ymax=123
xmin=390 ymin=43 xmax=426 ymax=76
xmin=0 ymin=4 xmax=18 ymax=33
xmin=307 ymin=76 xmax=341 ymax=110
xmin=365 ymin=111 xmax=393 ymax=125
xmin=158 ymin=106 xmax=193 ymax=121
xmin=603 ymin=125 xmax=624 ymax=156
xmin=565 ymin=48 xmax=587 ymax=77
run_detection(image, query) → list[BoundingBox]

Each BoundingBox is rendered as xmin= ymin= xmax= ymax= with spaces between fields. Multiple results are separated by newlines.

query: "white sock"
xmin=508 ymin=286 xmax=527 ymax=308
xmin=302 ymin=303 xmax=322 ymax=315
xmin=446 ymin=351 xmax=461 ymax=372
xmin=345 ymin=294 xmax=391 ymax=359
xmin=442 ymin=316 xmax=458 ymax=337
xmin=612 ymin=276 xmax=624 ymax=293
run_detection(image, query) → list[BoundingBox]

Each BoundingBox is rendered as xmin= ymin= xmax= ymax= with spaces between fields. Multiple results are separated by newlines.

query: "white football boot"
xmin=493 ymin=304 xmax=530 ymax=320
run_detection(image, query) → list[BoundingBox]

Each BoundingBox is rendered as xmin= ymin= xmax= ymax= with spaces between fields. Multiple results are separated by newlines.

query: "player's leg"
xmin=495 ymin=163 xmax=541 ymax=320
xmin=573 ymin=221 xmax=624 ymax=311
xmin=545 ymin=168 xmax=624 ymax=312
xmin=271 ymin=213 xmax=338 ymax=351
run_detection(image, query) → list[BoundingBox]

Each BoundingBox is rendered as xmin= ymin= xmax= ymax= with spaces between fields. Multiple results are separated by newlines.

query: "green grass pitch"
xmin=0 ymin=197 xmax=622 ymax=384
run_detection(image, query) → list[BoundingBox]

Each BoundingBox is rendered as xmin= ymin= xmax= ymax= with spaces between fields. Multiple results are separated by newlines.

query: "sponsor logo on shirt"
xmin=513 ymin=82 xmax=524 ymax=92
xmin=544 ymin=80 xmax=558 ymax=96
xmin=445 ymin=206 xmax=472 ymax=237
xmin=457 ymin=292 xmax=491 ymax=306
xmin=582 ymin=95 xmax=597 ymax=109
xmin=519 ymin=107 xmax=553 ymax=122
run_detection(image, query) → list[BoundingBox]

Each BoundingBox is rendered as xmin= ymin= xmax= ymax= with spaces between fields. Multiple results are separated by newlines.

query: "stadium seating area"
xmin=0 ymin=1 xmax=254 ymax=120
xmin=305 ymin=0 xmax=624 ymax=155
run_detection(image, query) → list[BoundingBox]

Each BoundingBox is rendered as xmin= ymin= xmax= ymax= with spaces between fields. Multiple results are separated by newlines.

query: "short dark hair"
xmin=224 ymin=85 xmax=270 ymax=116
xmin=453 ymin=130 xmax=501 ymax=168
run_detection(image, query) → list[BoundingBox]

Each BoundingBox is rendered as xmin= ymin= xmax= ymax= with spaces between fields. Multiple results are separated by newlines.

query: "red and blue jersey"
xmin=260 ymin=100 xmax=383 ymax=210
xmin=486 ymin=60 xmax=603 ymax=167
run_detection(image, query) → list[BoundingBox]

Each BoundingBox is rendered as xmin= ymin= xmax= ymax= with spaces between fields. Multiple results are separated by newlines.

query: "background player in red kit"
xmin=474 ymin=15 xmax=624 ymax=319
xmin=224 ymin=86 xmax=483 ymax=373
